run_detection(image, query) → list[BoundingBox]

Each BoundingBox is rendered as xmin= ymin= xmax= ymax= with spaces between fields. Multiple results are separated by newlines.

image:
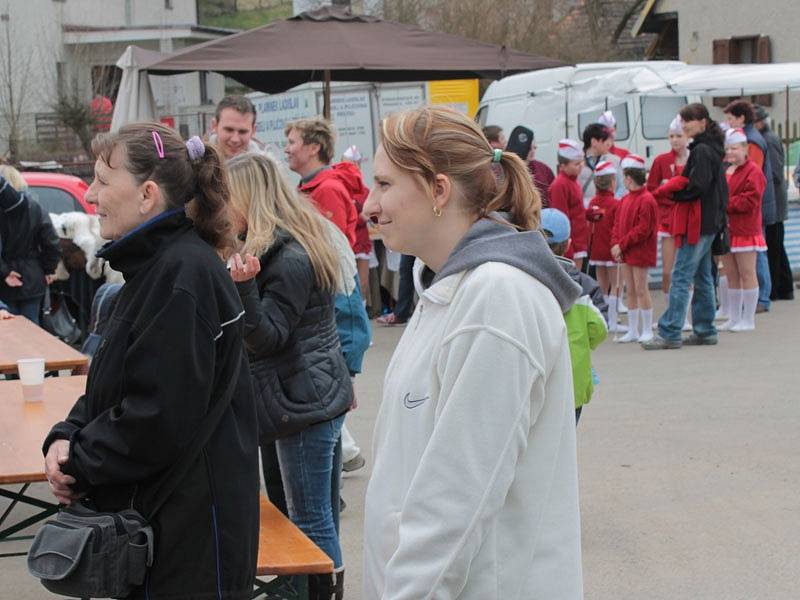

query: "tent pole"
xmin=785 ymin=85 xmax=790 ymax=161
xmin=324 ymin=70 xmax=332 ymax=120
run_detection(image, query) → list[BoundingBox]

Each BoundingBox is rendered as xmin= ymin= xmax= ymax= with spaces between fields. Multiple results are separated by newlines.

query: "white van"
xmin=476 ymin=61 xmax=700 ymax=170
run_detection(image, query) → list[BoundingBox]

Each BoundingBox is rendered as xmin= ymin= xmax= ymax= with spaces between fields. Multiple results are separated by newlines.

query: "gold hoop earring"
xmin=432 ymin=205 xmax=443 ymax=217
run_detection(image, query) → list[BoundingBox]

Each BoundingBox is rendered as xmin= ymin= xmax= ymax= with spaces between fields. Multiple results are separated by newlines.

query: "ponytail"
xmin=188 ymin=143 xmax=233 ymax=253
xmin=485 ymin=150 xmax=540 ymax=231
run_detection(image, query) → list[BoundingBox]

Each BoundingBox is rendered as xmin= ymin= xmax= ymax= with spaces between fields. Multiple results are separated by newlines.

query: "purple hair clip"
xmin=185 ymin=136 xmax=205 ymax=161
xmin=151 ymin=131 xmax=165 ymax=159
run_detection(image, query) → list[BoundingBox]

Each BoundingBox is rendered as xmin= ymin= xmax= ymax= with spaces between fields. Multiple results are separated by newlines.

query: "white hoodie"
xmin=364 ymin=225 xmax=584 ymax=599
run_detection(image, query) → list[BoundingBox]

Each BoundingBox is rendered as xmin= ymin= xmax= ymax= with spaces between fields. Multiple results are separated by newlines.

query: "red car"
xmin=21 ymin=172 xmax=94 ymax=215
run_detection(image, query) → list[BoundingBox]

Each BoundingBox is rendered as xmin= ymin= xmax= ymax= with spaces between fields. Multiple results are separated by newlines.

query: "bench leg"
xmin=252 ymin=575 xmax=309 ymax=600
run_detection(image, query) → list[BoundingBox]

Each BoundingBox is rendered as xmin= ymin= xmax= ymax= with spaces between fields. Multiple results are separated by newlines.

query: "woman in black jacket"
xmin=644 ymin=103 xmax=728 ymax=350
xmin=227 ymin=152 xmax=352 ymax=600
xmin=43 ymin=124 xmax=259 ymax=599
xmin=0 ymin=166 xmax=60 ymax=324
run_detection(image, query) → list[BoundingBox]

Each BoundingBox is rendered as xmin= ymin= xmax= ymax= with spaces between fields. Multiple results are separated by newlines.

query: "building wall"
xmin=652 ymin=0 xmax=800 ymax=139
xmin=61 ymin=0 xmax=197 ymax=27
xmin=0 ymin=0 xmax=218 ymax=157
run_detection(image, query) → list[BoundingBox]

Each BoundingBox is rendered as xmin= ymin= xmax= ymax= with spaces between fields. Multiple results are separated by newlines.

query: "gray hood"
xmin=432 ymin=215 xmax=582 ymax=312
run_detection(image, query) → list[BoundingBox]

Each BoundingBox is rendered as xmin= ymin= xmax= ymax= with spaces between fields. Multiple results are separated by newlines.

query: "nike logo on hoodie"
xmin=403 ymin=393 xmax=429 ymax=409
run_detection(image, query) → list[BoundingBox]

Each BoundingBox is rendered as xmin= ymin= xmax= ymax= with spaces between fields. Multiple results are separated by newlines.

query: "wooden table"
xmin=0 ymin=376 xmax=85 ymax=557
xmin=0 ymin=317 xmax=88 ymax=374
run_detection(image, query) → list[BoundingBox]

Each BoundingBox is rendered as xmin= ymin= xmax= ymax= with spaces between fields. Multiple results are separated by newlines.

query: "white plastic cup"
xmin=17 ymin=358 xmax=45 ymax=402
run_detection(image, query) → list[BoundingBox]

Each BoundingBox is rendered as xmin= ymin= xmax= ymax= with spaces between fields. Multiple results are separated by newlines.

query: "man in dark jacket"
xmin=754 ymin=105 xmax=794 ymax=301
xmin=0 ymin=170 xmax=60 ymax=324
xmin=644 ymin=107 xmax=727 ymax=350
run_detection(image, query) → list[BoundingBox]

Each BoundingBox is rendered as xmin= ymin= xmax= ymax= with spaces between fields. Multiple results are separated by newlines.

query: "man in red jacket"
xmin=284 ymin=117 xmax=358 ymax=248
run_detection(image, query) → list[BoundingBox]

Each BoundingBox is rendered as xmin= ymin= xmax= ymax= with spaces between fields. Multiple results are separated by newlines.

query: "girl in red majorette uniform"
xmin=611 ymin=155 xmax=659 ymax=343
xmin=719 ymin=127 xmax=767 ymax=332
xmin=587 ymin=160 xmax=625 ymax=332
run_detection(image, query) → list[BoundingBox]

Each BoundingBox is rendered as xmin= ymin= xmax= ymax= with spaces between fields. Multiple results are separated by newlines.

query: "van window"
xmin=578 ymin=102 xmax=629 ymax=142
xmin=640 ymin=96 xmax=689 ymax=139
xmin=475 ymin=106 xmax=488 ymax=128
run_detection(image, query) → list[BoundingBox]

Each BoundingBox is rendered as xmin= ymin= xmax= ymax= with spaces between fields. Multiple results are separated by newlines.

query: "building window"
xmin=712 ymin=35 xmax=772 ymax=107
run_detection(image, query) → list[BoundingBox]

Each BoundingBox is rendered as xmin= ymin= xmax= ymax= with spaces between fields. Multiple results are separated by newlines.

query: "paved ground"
xmin=3 ymin=291 xmax=798 ymax=599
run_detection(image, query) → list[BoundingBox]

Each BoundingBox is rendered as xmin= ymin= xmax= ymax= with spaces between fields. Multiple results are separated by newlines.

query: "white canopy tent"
xmin=110 ymin=46 xmax=162 ymax=132
xmin=636 ymin=63 xmax=800 ymax=96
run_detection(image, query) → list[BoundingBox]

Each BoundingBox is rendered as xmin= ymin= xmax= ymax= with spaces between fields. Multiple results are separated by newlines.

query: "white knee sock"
xmin=639 ymin=309 xmax=654 ymax=341
xmin=716 ymin=276 xmax=729 ymax=318
xmin=619 ymin=308 xmax=640 ymax=342
xmin=683 ymin=289 xmax=693 ymax=330
xmin=734 ymin=288 xmax=759 ymax=331
xmin=607 ymin=295 xmax=617 ymax=328
xmin=721 ymin=288 xmax=742 ymax=330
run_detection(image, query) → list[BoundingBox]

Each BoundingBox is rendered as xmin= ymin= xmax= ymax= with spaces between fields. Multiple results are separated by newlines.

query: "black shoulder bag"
xmin=41 ymin=287 xmax=82 ymax=345
xmin=27 ymin=361 xmax=239 ymax=599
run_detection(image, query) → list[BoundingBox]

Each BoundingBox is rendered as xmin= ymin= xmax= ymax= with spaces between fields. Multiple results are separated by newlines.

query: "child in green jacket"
xmin=541 ymin=208 xmax=608 ymax=424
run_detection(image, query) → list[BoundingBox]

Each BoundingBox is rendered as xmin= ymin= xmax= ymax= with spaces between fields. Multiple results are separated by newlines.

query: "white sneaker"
xmin=618 ymin=300 xmax=629 ymax=314
xmin=730 ymin=321 xmax=754 ymax=333
xmin=714 ymin=309 xmax=728 ymax=321
xmin=682 ymin=321 xmax=692 ymax=332
xmin=608 ymin=322 xmax=628 ymax=333
xmin=718 ymin=319 xmax=738 ymax=331
xmin=638 ymin=330 xmax=655 ymax=343
xmin=616 ymin=330 xmax=640 ymax=343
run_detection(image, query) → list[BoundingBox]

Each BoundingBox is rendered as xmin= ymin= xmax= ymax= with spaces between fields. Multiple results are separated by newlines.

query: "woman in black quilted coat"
xmin=227 ymin=152 xmax=352 ymax=600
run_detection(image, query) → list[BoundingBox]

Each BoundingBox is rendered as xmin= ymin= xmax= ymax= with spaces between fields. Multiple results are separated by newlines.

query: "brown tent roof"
xmin=147 ymin=7 xmax=568 ymax=94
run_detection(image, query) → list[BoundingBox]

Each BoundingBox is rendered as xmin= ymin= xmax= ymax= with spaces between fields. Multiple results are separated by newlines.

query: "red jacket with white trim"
xmin=587 ymin=189 xmax=618 ymax=263
xmin=548 ymin=172 xmax=589 ymax=258
xmin=726 ymin=158 xmax=766 ymax=237
xmin=647 ymin=150 xmax=686 ymax=232
xmin=611 ymin=187 xmax=658 ymax=267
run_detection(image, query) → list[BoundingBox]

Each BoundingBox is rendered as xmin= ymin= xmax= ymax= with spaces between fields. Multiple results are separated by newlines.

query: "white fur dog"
xmin=49 ymin=212 xmax=124 ymax=284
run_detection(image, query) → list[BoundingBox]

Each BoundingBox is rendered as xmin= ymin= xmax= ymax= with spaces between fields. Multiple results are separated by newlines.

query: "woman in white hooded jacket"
xmin=362 ymin=106 xmax=584 ymax=600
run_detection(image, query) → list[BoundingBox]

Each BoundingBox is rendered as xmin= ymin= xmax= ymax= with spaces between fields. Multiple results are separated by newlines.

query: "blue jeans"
xmin=276 ymin=413 xmax=345 ymax=568
xmin=756 ymin=242 xmax=771 ymax=310
xmin=4 ymin=297 xmax=42 ymax=324
xmin=658 ymin=234 xmax=717 ymax=342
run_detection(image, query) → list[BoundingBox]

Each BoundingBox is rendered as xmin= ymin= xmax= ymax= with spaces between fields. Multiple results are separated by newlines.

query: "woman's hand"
xmin=611 ymin=244 xmax=623 ymax=262
xmin=44 ymin=440 xmax=84 ymax=505
xmin=230 ymin=253 xmax=261 ymax=283
xmin=4 ymin=271 xmax=22 ymax=287
xmin=45 ymin=273 xmax=57 ymax=285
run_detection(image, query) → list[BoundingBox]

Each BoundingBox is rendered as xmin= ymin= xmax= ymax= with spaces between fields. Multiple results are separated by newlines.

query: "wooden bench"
xmin=254 ymin=495 xmax=334 ymax=600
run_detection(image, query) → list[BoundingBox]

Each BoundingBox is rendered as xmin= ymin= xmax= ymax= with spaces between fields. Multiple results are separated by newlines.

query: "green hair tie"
xmin=492 ymin=148 xmax=502 ymax=163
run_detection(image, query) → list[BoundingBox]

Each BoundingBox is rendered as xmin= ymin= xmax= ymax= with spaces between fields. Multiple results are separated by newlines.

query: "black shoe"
xmin=756 ymin=303 xmax=769 ymax=313
xmin=339 ymin=495 xmax=346 ymax=513
xmin=641 ymin=335 xmax=682 ymax=350
xmin=682 ymin=333 xmax=718 ymax=346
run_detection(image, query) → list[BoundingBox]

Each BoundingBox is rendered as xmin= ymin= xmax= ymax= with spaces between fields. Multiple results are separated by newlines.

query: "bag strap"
xmin=143 ymin=351 xmax=243 ymax=521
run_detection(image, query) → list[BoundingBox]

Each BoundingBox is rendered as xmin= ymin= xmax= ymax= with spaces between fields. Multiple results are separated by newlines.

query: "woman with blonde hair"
xmin=227 ymin=152 xmax=352 ymax=600
xmin=362 ymin=106 xmax=583 ymax=599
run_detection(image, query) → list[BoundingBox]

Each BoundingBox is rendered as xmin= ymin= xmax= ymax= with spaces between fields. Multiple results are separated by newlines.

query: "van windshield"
xmin=578 ymin=103 xmax=629 ymax=141
xmin=640 ymin=96 xmax=689 ymax=139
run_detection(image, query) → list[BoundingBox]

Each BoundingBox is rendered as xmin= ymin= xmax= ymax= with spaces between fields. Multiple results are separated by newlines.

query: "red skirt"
xmin=730 ymin=234 xmax=767 ymax=253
